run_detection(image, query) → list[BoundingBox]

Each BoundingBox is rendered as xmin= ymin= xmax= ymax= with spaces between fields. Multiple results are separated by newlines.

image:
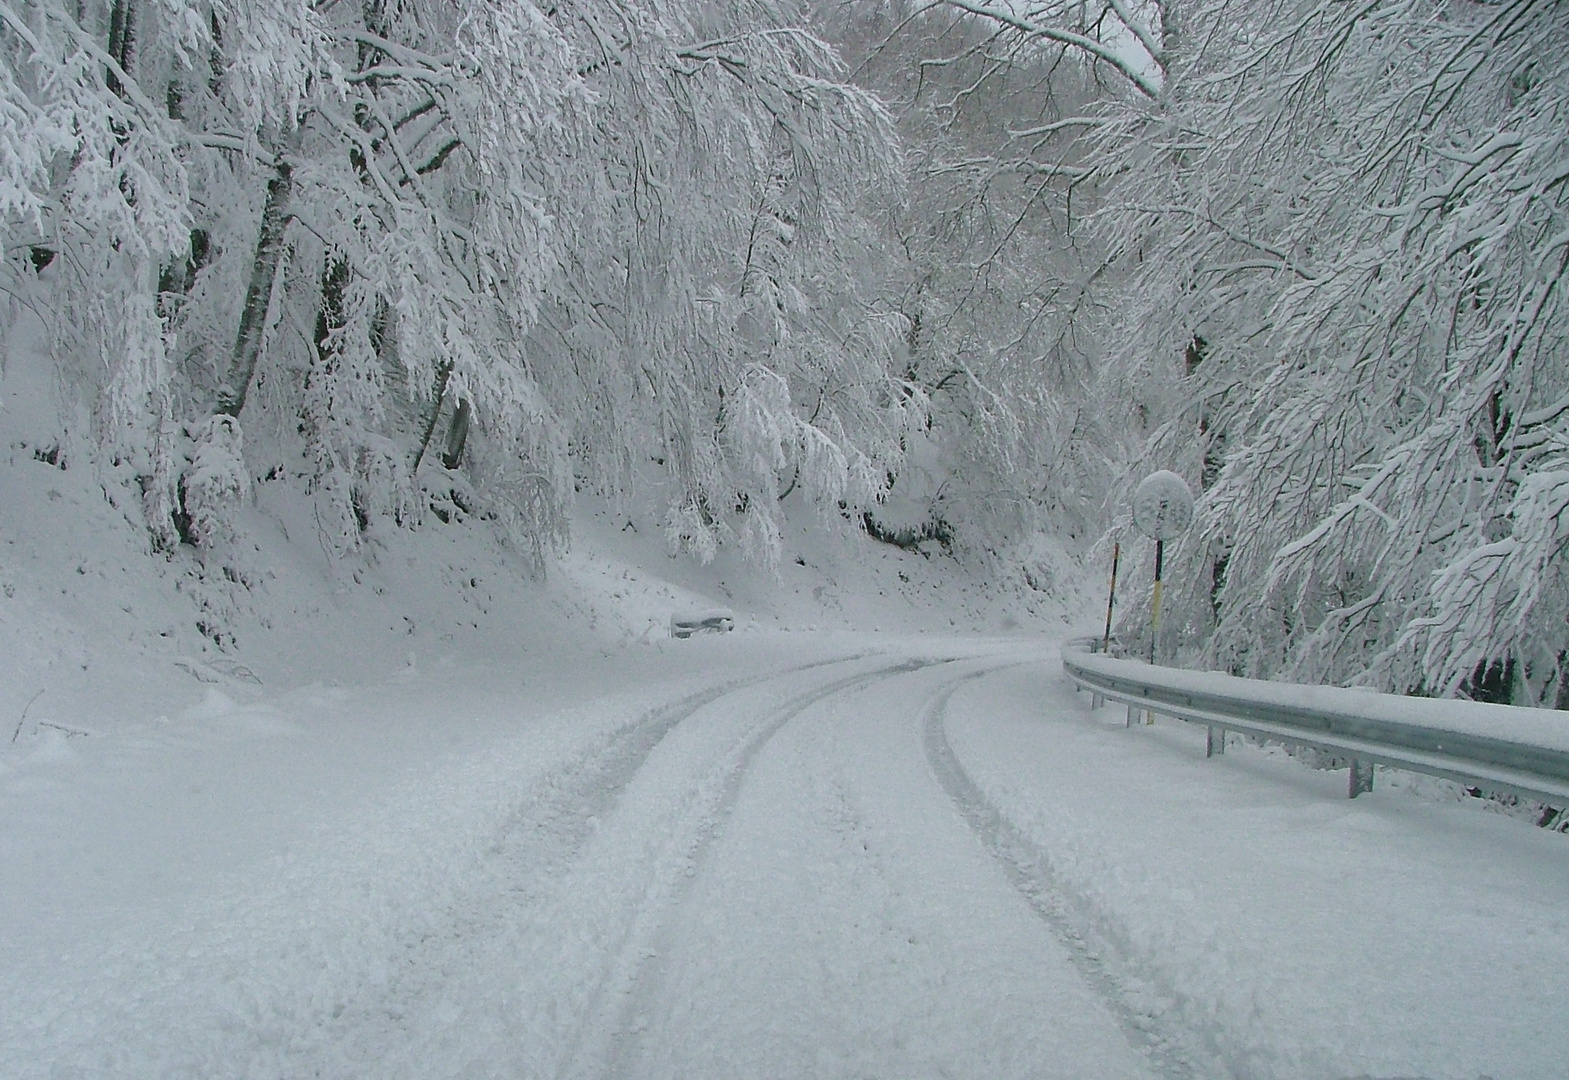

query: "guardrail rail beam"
xmin=1061 ymin=638 xmax=1569 ymax=809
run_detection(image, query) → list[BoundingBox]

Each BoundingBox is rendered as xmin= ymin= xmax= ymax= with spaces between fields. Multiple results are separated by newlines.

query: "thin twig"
xmin=11 ymin=690 xmax=45 ymax=744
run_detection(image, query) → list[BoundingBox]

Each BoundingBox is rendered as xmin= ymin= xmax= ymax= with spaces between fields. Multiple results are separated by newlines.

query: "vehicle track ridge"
xmin=506 ymin=652 xmax=877 ymax=878
xmin=588 ymin=656 xmax=950 ymax=1080
xmin=309 ymin=653 xmax=877 ymax=1076
xmin=923 ymin=672 xmax=1222 ymax=1080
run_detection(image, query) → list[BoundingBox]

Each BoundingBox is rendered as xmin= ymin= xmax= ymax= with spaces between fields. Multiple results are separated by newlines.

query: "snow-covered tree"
xmin=4 ymin=0 xmax=911 ymax=583
xmin=1074 ymin=0 xmax=1569 ymax=706
xmin=887 ymin=0 xmax=1566 ymax=705
xmin=2 ymin=0 xmax=191 ymax=475
xmin=526 ymin=0 xmax=912 ymax=568
xmin=1 ymin=1 xmax=580 ymax=566
xmin=818 ymin=2 xmax=1131 ymax=557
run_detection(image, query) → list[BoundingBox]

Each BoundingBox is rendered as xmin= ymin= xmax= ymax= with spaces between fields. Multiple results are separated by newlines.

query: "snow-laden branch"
xmin=931 ymin=0 xmax=1162 ymax=98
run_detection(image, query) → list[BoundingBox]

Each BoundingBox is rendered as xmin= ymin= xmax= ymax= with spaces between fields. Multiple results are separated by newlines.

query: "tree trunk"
xmin=219 ymin=158 xmax=294 ymax=417
xmin=441 ymin=397 xmax=471 ymax=471
xmin=207 ymin=10 xmax=224 ymax=98
xmin=410 ymin=360 xmax=454 ymax=474
xmin=106 ymin=0 xmax=137 ymax=97
xmin=314 ymin=256 xmax=349 ymax=360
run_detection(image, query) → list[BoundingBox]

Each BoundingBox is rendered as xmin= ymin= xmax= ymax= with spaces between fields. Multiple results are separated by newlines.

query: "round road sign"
xmin=1132 ymin=471 xmax=1194 ymax=540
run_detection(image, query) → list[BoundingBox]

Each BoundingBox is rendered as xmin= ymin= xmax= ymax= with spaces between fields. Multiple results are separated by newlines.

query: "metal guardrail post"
xmin=1088 ymin=637 xmax=1105 ymax=709
xmin=1206 ymin=725 xmax=1225 ymax=757
xmin=1349 ymin=758 xmax=1374 ymax=798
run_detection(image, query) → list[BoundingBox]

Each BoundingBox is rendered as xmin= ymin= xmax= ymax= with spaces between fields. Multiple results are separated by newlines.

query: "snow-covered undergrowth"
xmin=0 ymin=429 xmax=1081 ymax=740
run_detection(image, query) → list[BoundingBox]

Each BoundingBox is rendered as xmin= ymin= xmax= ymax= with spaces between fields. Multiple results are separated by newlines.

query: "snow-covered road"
xmin=571 ymin=656 xmax=1157 ymax=1080
xmin=3 ymin=636 xmax=1566 ymax=1079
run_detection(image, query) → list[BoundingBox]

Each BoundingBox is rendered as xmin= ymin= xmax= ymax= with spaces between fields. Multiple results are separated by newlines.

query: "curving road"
xmin=7 ymin=640 xmax=1566 ymax=1079
xmin=326 ymin=652 xmax=1167 ymax=1079
xmin=572 ymin=656 xmax=1167 ymax=1080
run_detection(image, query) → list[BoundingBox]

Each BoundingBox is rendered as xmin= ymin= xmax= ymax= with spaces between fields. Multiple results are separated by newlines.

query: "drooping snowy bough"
xmin=922 ymin=0 xmax=1569 ymax=706
xmin=1 ymin=0 xmax=911 ymax=583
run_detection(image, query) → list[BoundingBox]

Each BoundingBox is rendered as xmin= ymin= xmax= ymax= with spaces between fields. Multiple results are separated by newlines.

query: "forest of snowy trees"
xmin=2 ymin=0 xmax=1565 ymax=707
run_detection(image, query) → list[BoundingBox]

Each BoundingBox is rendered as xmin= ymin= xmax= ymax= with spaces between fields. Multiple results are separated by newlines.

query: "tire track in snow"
xmin=582 ymin=656 xmax=953 ymax=1080
xmin=289 ymin=652 xmax=875 ymax=1078
xmin=500 ymin=652 xmax=872 ymax=880
xmin=922 ymin=670 xmax=1215 ymax=1080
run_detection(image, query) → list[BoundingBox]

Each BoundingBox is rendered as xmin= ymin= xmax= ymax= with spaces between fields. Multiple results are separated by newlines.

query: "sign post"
xmin=1092 ymin=541 xmax=1121 ymax=708
xmin=1131 ymin=471 xmax=1194 ymax=722
xmin=1102 ymin=541 xmax=1120 ymax=654
xmin=1150 ymin=538 xmax=1165 ymax=665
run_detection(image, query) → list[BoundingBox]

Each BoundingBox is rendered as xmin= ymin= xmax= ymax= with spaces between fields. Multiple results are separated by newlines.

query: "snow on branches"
xmin=1090 ymin=0 xmax=1569 ymax=705
xmin=2 ymin=0 xmax=910 ymax=593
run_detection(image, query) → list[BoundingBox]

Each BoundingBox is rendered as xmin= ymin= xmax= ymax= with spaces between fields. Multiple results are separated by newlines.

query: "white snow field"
xmin=3 ymin=632 xmax=1567 ymax=1080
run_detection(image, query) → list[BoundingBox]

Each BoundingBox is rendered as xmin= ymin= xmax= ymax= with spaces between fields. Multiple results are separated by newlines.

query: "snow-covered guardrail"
xmin=1061 ymin=638 xmax=1569 ymax=806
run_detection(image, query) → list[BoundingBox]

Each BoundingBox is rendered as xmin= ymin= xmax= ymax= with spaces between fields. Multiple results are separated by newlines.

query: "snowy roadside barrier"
xmin=669 ymin=609 xmax=735 ymax=639
xmin=1062 ymin=638 xmax=1569 ymax=805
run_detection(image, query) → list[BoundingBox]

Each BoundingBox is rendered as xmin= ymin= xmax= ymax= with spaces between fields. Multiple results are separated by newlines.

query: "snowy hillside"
xmin=0 ymin=294 xmax=1084 ymax=746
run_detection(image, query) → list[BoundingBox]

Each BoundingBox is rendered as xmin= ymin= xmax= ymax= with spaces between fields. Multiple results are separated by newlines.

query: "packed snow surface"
xmin=3 ymin=632 xmax=1566 ymax=1080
